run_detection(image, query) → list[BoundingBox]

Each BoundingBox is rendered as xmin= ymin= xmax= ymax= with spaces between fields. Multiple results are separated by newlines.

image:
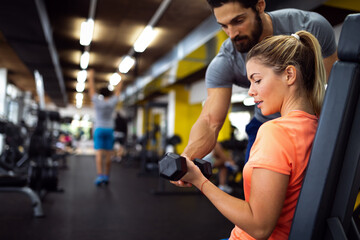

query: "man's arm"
xmin=182 ymin=87 xmax=232 ymax=160
xmin=87 ymin=68 xmax=96 ymax=98
xmin=323 ymin=51 xmax=338 ymax=82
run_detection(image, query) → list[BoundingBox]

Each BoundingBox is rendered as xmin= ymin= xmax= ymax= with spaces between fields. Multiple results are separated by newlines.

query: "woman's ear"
xmin=285 ymin=65 xmax=297 ymax=86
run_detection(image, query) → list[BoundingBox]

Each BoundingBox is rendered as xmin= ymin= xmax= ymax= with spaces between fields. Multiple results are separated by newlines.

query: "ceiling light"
xmin=80 ymin=19 xmax=94 ymax=46
xmin=109 ymin=73 xmax=121 ymax=85
xmin=76 ymin=101 xmax=83 ymax=109
xmin=134 ymin=26 xmax=157 ymax=53
xmin=76 ymin=92 xmax=84 ymax=101
xmin=108 ymin=84 xmax=114 ymax=91
xmin=119 ymin=55 xmax=135 ymax=73
xmin=80 ymin=51 xmax=90 ymax=69
xmin=77 ymin=70 xmax=87 ymax=82
xmin=75 ymin=93 xmax=83 ymax=109
xmin=76 ymin=82 xmax=85 ymax=92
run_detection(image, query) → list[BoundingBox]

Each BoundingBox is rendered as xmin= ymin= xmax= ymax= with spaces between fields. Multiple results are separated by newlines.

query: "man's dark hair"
xmin=99 ymin=87 xmax=112 ymax=97
xmin=207 ymin=0 xmax=258 ymax=11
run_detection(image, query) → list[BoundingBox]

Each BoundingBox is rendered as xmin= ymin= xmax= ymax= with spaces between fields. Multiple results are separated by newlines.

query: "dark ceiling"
xmin=0 ymin=0 xmax=358 ymax=108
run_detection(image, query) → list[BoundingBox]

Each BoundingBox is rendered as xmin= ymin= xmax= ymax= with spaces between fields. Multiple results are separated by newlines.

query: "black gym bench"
xmin=289 ymin=13 xmax=360 ymax=240
xmin=0 ymin=176 xmax=44 ymax=217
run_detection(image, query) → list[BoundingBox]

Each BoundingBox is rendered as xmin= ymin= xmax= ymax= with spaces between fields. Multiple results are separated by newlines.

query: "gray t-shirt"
xmin=206 ymin=8 xmax=337 ymax=123
xmin=92 ymin=94 xmax=119 ymax=129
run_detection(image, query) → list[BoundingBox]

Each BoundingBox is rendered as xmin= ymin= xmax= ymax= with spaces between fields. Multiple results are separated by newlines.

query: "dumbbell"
xmin=159 ymin=152 xmax=212 ymax=181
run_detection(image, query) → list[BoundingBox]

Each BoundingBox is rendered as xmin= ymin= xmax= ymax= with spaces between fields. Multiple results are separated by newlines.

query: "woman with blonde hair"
xmin=175 ymin=30 xmax=326 ymax=240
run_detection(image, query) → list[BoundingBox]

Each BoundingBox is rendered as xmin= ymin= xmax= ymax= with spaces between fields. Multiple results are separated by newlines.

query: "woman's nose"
xmin=248 ymin=84 xmax=255 ymax=97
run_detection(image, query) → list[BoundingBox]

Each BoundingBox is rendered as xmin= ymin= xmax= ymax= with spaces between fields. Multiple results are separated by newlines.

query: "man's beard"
xmin=232 ymin=12 xmax=263 ymax=53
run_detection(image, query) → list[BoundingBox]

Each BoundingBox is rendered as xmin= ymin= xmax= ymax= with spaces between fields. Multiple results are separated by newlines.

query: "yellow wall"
xmin=139 ymin=28 xmax=232 ymax=155
xmin=354 ymin=192 xmax=360 ymax=211
xmin=216 ymin=31 xmax=228 ymax=52
xmin=176 ymin=45 xmax=207 ymax=79
xmin=172 ymin=85 xmax=194 ymax=153
xmin=175 ymin=30 xmax=228 ymax=80
xmin=168 ymin=30 xmax=232 ymax=154
xmin=172 ymin=84 xmax=232 ymax=154
xmin=217 ymin=111 xmax=232 ymax=142
xmin=324 ymin=0 xmax=360 ymax=11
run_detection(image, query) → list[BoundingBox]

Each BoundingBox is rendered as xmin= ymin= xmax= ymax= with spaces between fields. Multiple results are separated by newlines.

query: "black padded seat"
xmin=0 ymin=175 xmax=44 ymax=217
xmin=289 ymin=13 xmax=360 ymax=240
xmin=0 ymin=175 xmax=27 ymax=187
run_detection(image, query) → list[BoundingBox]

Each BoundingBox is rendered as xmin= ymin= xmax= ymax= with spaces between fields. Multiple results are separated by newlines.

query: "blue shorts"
xmin=94 ymin=128 xmax=114 ymax=150
xmin=245 ymin=117 xmax=263 ymax=164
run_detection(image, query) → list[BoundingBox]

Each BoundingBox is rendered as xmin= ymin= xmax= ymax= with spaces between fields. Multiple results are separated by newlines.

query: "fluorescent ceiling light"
xmin=76 ymin=82 xmax=85 ymax=92
xmin=80 ymin=19 xmax=94 ymax=46
xmin=109 ymin=73 xmax=121 ymax=85
xmin=77 ymin=70 xmax=87 ymax=82
xmin=76 ymin=92 xmax=84 ymax=101
xmin=76 ymin=93 xmax=84 ymax=108
xmin=80 ymin=51 xmax=90 ymax=69
xmin=134 ymin=26 xmax=157 ymax=53
xmin=76 ymin=101 xmax=83 ymax=109
xmin=119 ymin=55 xmax=135 ymax=73
xmin=108 ymin=84 xmax=114 ymax=91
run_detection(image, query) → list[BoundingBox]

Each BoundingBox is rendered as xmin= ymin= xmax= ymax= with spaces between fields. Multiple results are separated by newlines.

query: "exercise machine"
xmin=289 ymin=13 xmax=360 ymax=240
xmin=0 ymin=118 xmax=44 ymax=217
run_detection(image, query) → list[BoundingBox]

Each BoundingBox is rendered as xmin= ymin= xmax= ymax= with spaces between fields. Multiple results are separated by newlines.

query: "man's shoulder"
xmin=215 ymin=38 xmax=247 ymax=66
xmin=270 ymin=8 xmax=329 ymax=34
xmin=271 ymin=8 xmax=327 ymax=24
xmin=269 ymin=8 xmax=311 ymax=19
xmin=208 ymin=38 xmax=237 ymax=70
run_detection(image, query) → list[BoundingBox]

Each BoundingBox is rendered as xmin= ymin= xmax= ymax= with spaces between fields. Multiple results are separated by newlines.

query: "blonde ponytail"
xmin=296 ymin=31 xmax=326 ymax=116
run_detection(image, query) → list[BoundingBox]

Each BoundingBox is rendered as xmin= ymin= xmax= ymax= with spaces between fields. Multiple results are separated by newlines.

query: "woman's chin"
xmin=261 ymin=109 xmax=276 ymax=116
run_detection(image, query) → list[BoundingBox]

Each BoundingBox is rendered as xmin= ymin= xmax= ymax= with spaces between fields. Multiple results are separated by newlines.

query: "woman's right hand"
xmin=181 ymin=158 xmax=207 ymax=188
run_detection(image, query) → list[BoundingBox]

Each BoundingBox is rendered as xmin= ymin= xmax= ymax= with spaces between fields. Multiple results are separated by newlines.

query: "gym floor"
xmin=0 ymin=154 xmax=238 ymax=240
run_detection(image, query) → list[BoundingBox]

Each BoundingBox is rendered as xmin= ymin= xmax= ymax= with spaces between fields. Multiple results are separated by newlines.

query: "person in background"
xmin=203 ymin=142 xmax=239 ymax=194
xmin=88 ymin=69 xmax=123 ymax=186
xmin=175 ymin=30 xmax=326 ymax=239
xmin=113 ymin=111 xmax=128 ymax=163
xmin=181 ymin=0 xmax=337 ymax=165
